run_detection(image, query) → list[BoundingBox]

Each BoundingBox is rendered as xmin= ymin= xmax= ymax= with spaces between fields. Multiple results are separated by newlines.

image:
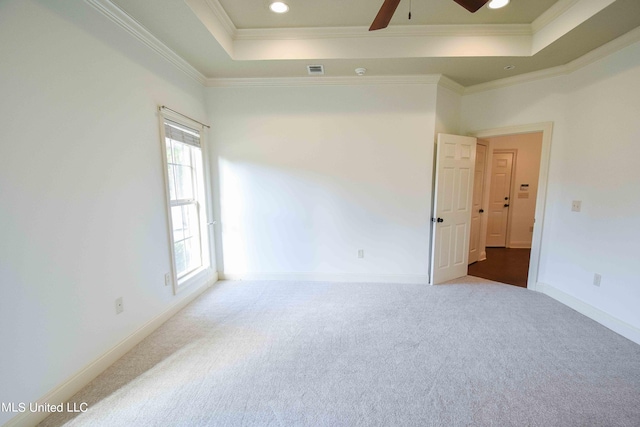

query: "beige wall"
xmin=485 ymin=133 xmax=543 ymax=248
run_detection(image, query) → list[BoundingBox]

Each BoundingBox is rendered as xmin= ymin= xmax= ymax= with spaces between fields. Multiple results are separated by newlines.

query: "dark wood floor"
xmin=468 ymin=247 xmax=531 ymax=288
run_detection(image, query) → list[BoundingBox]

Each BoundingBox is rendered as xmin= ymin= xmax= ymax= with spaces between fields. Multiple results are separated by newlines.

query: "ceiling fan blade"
xmin=452 ymin=0 xmax=490 ymax=13
xmin=369 ymin=0 xmax=402 ymax=31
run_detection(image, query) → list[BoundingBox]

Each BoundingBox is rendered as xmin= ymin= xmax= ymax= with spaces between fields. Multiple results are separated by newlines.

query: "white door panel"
xmin=486 ymin=151 xmax=514 ymax=247
xmin=438 ymin=225 xmax=452 ymax=269
xmin=431 ymin=134 xmax=477 ymax=284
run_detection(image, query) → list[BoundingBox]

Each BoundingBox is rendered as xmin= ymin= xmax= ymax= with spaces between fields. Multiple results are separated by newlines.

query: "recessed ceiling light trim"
xmin=269 ymin=2 xmax=289 ymax=13
xmin=488 ymin=0 xmax=510 ymax=9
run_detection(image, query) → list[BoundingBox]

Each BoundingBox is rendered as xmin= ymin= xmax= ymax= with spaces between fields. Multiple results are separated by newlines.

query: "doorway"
xmin=467 ymin=123 xmax=552 ymax=290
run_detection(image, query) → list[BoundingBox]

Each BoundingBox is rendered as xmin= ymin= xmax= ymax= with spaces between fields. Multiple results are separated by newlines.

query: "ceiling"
xmin=105 ymin=0 xmax=640 ymax=87
xmin=217 ymin=0 xmax=558 ymax=28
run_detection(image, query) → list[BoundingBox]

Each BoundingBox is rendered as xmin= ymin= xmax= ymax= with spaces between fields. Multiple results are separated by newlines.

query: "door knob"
xmin=437 ymin=217 xmax=444 ymax=223
xmin=479 ymin=209 xmax=484 ymax=213
xmin=504 ymin=204 xmax=510 ymax=208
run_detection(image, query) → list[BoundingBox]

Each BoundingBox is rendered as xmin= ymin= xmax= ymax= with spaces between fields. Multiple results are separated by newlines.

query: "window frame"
xmin=159 ymin=109 xmax=214 ymax=294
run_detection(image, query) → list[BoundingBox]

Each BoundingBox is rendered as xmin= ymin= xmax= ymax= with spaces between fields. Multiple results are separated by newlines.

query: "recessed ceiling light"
xmin=269 ymin=2 xmax=289 ymax=13
xmin=504 ymin=65 xmax=515 ymax=70
xmin=488 ymin=0 xmax=509 ymax=9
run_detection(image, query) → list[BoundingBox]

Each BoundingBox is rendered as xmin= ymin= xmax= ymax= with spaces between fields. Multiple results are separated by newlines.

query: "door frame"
xmin=468 ymin=122 xmax=553 ymax=291
xmin=469 ymin=140 xmax=488 ymax=264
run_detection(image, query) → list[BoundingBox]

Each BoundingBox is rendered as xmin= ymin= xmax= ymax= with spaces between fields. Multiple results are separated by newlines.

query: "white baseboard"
xmin=508 ymin=242 xmax=532 ymax=249
xmin=4 ymin=273 xmax=218 ymax=427
xmin=220 ymin=272 xmax=430 ymax=285
xmin=537 ymin=282 xmax=640 ymax=346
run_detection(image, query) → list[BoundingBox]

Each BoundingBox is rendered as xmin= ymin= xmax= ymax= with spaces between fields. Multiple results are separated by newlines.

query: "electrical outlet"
xmin=593 ymin=273 xmax=601 ymax=287
xmin=164 ymin=273 xmax=171 ymax=287
xmin=358 ymin=249 xmax=364 ymax=259
xmin=571 ymin=200 xmax=582 ymax=212
xmin=115 ymin=297 xmax=124 ymax=314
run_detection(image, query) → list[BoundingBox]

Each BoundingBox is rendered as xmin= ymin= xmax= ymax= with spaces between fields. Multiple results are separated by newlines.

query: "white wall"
xmin=3 ymin=0 xmax=639 ymax=420
xmin=0 ymin=1 xmax=210 ymax=423
xmin=435 ymin=85 xmax=462 ymax=135
xmin=206 ymin=84 xmax=437 ymax=282
xmin=461 ymin=40 xmax=640 ymax=337
xmin=486 ymin=133 xmax=543 ymax=248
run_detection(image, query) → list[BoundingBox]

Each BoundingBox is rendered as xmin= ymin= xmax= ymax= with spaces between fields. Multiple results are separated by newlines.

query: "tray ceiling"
xmin=106 ymin=0 xmax=640 ymax=87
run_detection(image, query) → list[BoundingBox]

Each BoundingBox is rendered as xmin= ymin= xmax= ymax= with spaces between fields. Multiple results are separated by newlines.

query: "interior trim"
xmin=470 ymin=122 xmax=553 ymax=291
xmin=84 ymin=0 xmax=207 ymax=85
xmin=465 ymin=26 xmax=640 ymax=94
xmin=3 ymin=274 xmax=218 ymax=427
xmin=85 ymin=0 xmax=640 ymax=95
xmin=220 ymin=272 xmax=430 ymax=285
xmin=538 ymin=282 xmax=640 ymax=345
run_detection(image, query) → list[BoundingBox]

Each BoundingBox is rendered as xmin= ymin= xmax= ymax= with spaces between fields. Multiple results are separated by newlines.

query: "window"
xmin=160 ymin=115 xmax=211 ymax=292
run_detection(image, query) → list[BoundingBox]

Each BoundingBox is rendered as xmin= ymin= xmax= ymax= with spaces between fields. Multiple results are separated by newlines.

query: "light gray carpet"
xmin=40 ymin=277 xmax=640 ymax=426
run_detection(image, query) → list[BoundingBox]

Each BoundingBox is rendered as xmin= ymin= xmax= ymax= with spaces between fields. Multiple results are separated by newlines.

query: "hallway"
xmin=468 ymin=248 xmax=531 ymax=288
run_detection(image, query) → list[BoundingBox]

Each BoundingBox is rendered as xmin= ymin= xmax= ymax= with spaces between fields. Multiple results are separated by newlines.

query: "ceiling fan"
xmin=370 ymin=0 xmax=490 ymax=31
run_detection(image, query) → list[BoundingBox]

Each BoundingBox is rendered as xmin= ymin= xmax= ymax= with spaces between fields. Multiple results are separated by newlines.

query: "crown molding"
xmin=184 ymin=0 xmax=593 ymax=44
xmin=436 ymin=75 xmax=465 ymax=95
xmin=210 ymin=26 xmax=640 ymax=91
xmin=204 ymin=0 xmax=237 ymax=38
xmin=206 ymin=75 xmax=443 ymax=88
xmin=566 ymin=25 xmax=640 ymax=72
xmin=85 ymin=0 xmax=640 ymax=96
xmin=463 ymin=65 xmax=567 ymax=95
xmin=531 ymin=0 xmax=615 ymax=55
xmin=85 ymin=0 xmax=207 ymax=85
xmin=235 ymin=24 xmax=532 ymax=41
xmin=464 ymin=26 xmax=640 ymax=95
xmin=531 ymin=0 xmax=581 ymax=33
xmin=191 ymin=0 xmax=531 ymax=42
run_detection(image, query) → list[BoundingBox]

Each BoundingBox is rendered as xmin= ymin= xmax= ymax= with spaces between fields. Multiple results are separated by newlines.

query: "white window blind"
xmin=164 ymin=120 xmax=200 ymax=148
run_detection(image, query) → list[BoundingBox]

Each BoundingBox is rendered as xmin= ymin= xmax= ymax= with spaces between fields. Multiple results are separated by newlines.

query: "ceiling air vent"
xmin=307 ymin=65 xmax=324 ymax=76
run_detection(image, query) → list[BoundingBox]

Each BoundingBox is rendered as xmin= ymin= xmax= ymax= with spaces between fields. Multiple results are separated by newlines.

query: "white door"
xmin=431 ymin=134 xmax=477 ymax=285
xmin=486 ymin=151 xmax=514 ymax=247
xmin=468 ymin=141 xmax=488 ymax=264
